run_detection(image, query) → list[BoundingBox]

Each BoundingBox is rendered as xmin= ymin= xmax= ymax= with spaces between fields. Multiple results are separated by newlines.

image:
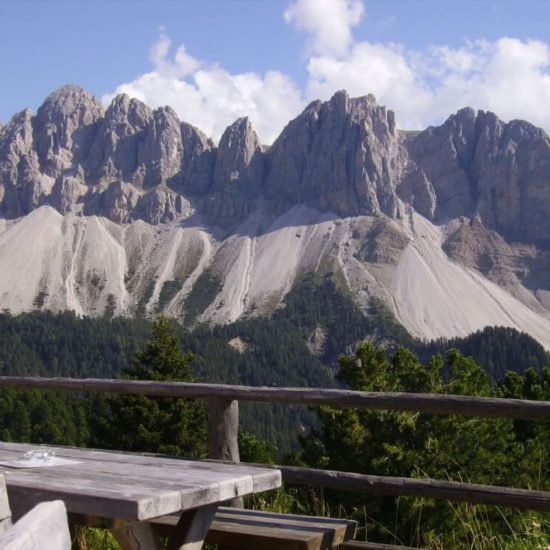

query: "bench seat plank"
xmin=341 ymin=542 xmax=420 ymax=549
xmin=150 ymin=507 xmax=357 ymax=550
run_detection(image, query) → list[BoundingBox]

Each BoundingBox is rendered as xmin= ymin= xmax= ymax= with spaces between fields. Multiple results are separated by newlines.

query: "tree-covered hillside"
xmin=0 ymin=274 xmax=548 ymax=453
xmin=422 ymin=326 xmax=550 ymax=381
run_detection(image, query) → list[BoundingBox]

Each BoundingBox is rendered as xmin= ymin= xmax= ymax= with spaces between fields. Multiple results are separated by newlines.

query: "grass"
xmin=70 ymin=481 xmax=550 ymax=549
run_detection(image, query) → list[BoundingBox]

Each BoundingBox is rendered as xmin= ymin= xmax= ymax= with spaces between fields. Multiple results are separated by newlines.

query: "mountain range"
xmin=1 ymin=85 xmax=550 ymax=349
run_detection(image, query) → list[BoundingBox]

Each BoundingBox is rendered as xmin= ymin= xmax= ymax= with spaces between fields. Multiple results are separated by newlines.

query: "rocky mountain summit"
xmin=1 ymin=85 xmax=550 ymax=349
xmin=2 ymin=85 xmax=550 ymax=240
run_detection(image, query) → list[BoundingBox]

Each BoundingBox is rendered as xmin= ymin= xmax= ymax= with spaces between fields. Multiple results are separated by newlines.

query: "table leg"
xmin=167 ymin=504 xmax=218 ymax=550
xmin=111 ymin=522 xmax=163 ymax=550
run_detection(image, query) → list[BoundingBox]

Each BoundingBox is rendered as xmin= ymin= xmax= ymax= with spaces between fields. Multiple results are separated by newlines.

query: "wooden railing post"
xmin=206 ymin=397 xmax=240 ymax=463
xmin=206 ymin=397 xmax=242 ymax=507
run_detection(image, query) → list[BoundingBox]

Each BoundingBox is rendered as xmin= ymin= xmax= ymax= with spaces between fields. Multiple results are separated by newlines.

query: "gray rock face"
xmin=266 ymin=90 xmax=402 ymax=217
xmin=0 ymin=86 xmax=217 ymax=224
xmin=0 ymin=108 xmax=43 ymax=216
xmin=1 ymin=84 xmax=550 ymax=247
xmin=204 ymin=117 xmax=265 ymax=226
xmin=401 ymin=108 xmax=550 ymax=244
xmin=34 ymin=85 xmax=104 ymax=178
xmin=214 ymin=117 xmax=264 ymax=189
xmin=86 ymin=94 xmax=153 ymax=184
xmin=135 ymin=185 xmax=188 ymax=225
xmin=178 ymin=122 xmax=215 ymax=194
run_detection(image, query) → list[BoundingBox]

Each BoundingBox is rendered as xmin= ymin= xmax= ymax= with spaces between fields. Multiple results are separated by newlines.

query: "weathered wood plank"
xmin=214 ymin=508 xmax=356 ymax=545
xmin=149 ymin=507 xmax=357 ymax=550
xmin=0 ymin=500 xmax=70 ymax=550
xmin=270 ymin=464 xmax=550 ymax=511
xmin=0 ymin=442 xmax=281 ymax=502
xmin=1 ymin=376 xmax=550 ymax=422
xmin=5 ymin=462 xmax=229 ymax=521
xmin=0 ymin=474 xmax=12 ymax=534
xmin=112 ymin=521 xmax=163 ymax=550
xmin=0 ymin=443 xmax=281 ymax=522
xmin=167 ymin=504 xmax=218 ymax=550
xmin=341 ymin=543 xmax=420 ymax=550
xmin=206 ymin=397 xmax=240 ymax=462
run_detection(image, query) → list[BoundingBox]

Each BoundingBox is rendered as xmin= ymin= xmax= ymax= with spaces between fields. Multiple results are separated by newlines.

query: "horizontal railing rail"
xmin=241 ymin=463 xmax=550 ymax=512
xmin=1 ymin=376 xmax=550 ymax=512
xmin=0 ymin=376 xmax=549 ymax=421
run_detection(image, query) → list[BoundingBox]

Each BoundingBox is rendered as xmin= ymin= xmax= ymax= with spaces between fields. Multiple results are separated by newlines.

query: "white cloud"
xmin=104 ymin=0 xmax=550 ymax=144
xmin=285 ymin=0 xmax=550 ymax=133
xmin=304 ymin=32 xmax=550 ymax=132
xmin=306 ymin=42 xmax=433 ymax=129
xmin=283 ymin=0 xmax=364 ymax=57
xmin=103 ymin=35 xmax=304 ymax=144
xmin=149 ymin=34 xmax=201 ymax=78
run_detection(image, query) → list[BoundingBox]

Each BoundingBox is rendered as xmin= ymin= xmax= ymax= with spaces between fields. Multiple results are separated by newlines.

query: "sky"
xmin=1 ymin=0 xmax=550 ymax=144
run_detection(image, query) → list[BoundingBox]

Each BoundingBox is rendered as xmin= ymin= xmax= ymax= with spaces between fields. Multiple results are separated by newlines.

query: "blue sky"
xmin=2 ymin=0 xmax=550 ymax=142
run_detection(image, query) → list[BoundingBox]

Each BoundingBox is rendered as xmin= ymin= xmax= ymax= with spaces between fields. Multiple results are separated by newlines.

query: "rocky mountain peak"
xmin=104 ymin=94 xmax=152 ymax=129
xmin=0 ymin=108 xmax=34 ymax=154
xmin=0 ymin=108 xmax=36 ymax=207
xmin=400 ymin=106 xmax=550 ymax=244
xmin=266 ymin=89 xmax=401 ymax=217
xmin=200 ymin=117 xmax=265 ymax=227
xmin=139 ymin=105 xmax=184 ymax=187
xmin=33 ymin=85 xmax=104 ymax=177
xmin=36 ymin=85 xmax=103 ymax=119
xmin=328 ymin=89 xmax=351 ymax=112
xmin=214 ymin=117 xmax=262 ymax=186
xmin=1 ymin=84 xmax=550 ymax=246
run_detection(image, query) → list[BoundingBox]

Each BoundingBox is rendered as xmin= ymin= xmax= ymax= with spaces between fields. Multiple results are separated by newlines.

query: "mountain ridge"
xmin=1 ymin=85 xmax=550 ymax=350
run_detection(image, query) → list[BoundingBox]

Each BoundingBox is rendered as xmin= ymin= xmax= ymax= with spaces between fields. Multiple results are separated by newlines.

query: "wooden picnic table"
xmin=0 ymin=441 xmax=281 ymax=549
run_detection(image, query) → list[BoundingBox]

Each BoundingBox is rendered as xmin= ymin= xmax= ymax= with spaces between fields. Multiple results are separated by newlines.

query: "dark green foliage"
xmin=104 ymin=294 xmax=117 ymax=320
xmin=0 ymin=389 xmax=89 ymax=447
xmin=33 ymin=291 xmax=48 ymax=308
xmin=0 ymin=295 xmax=549 ymax=545
xmin=0 ymin=277 xmax=549 ymax=459
xmin=91 ymin=317 xmax=207 ymax=457
xmin=275 ymin=273 xmax=415 ymax=362
xmin=298 ymin=343 xmax=550 ymax=546
xmin=421 ymin=326 xmax=550 ymax=382
xmin=0 ymin=311 xmax=149 ymax=378
xmin=184 ymin=270 xmax=222 ymax=325
xmin=156 ymin=280 xmax=181 ymax=312
xmin=238 ymin=432 xmax=277 ymax=464
xmin=135 ymin=278 xmax=156 ymax=318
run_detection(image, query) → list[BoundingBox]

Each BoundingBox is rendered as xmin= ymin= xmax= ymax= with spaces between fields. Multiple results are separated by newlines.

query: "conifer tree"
xmin=92 ymin=317 xmax=207 ymax=457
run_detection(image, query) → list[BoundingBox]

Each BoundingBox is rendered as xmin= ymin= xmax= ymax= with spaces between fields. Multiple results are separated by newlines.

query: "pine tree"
xmin=92 ymin=317 xmax=207 ymax=457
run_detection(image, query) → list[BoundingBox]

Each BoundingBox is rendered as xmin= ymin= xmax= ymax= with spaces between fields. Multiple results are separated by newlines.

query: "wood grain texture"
xmin=0 ymin=442 xmax=281 ymax=522
xmin=341 ymin=543 xmax=420 ymax=550
xmin=150 ymin=507 xmax=357 ymax=550
xmin=1 ymin=376 xmax=549 ymax=421
xmin=167 ymin=504 xmax=218 ymax=550
xmin=205 ymin=397 xmax=244 ymax=507
xmin=0 ymin=473 xmax=12 ymax=533
xmin=270 ymin=464 xmax=550 ymax=511
xmin=206 ymin=397 xmax=240 ymax=462
xmin=0 ymin=500 xmax=71 ymax=550
xmin=111 ymin=522 xmax=163 ymax=550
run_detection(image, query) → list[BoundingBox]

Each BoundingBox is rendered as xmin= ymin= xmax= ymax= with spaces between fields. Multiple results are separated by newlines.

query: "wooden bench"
xmin=150 ymin=506 xmax=357 ymax=550
xmin=340 ymin=542 xmax=420 ymax=549
xmin=0 ymin=474 xmax=71 ymax=550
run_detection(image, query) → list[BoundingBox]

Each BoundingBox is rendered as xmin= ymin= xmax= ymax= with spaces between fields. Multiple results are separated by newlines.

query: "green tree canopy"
xmin=90 ymin=317 xmax=207 ymax=457
xmin=298 ymin=343 xmax=530 ymax=546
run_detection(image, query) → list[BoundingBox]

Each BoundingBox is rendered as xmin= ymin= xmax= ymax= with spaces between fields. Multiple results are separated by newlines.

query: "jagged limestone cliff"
xmin=1 ymin=86 xmax=550 ymax=349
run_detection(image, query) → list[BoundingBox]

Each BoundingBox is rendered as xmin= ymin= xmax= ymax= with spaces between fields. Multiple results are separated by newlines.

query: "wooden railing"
xmin=1 ymin=376 xmax=550 ymax=511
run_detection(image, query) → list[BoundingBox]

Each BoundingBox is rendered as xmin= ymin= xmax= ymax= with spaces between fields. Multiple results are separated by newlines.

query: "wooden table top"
xmin=0 ymin=442 xmax=281 ymax=521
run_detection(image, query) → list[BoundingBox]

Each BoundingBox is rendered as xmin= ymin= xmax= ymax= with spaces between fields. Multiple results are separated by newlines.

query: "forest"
xmin=1 ymin=315 xmax=549 ymax=547
xmin=1 ymin=275 xmax=550 ymax=546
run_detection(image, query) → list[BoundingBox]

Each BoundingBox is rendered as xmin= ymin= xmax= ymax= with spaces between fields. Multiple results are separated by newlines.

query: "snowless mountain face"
xmin=2 ymin=85 xmax=550 ymax=349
